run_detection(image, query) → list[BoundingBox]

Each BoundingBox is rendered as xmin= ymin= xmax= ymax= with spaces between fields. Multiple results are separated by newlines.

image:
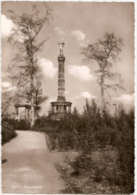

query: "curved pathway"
xmin=2 ymin=130 xmax=66 ymax=194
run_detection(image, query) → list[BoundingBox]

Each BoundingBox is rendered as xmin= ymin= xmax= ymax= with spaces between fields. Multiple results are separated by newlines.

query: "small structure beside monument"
xmin=51 ymin=41 xmax=72 ymax=120
xmin=15 ymin=99 xmax=40 ymax=121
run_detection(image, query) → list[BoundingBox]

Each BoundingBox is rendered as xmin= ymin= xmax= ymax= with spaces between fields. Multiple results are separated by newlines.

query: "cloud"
xmin=113 ymin=93 xmax=134 ymax=104
xmin=54 ymin=28 xmax=86 ymax=46
xmin=1 ymin=15 xmax=30 ymax=42
xmin=1 ymin=15 xmax=14 ymax=37
xmin=80 ymin=91 xmax=97 ymax=99
xmin=79 ymin=39 xmax=90 ymax=47
xmin=1 ymin=81 xmax=16 ymax=91
xmin=1 ymin=81 xmax=11 ymax=88
xmin=74 ymin=91 xmax=96 ymax=99
xmin=54 ymin=27 xmax=66 ymax=35
xmin=54 ymin=28 xmax=85 ymax=43
xmin=38 ymin=58 xmax=57 ymax=78
xmin=71 ymin=30 xmax=85 ymax=42
xmin=68 ymin=65 xmax=93 ymax=81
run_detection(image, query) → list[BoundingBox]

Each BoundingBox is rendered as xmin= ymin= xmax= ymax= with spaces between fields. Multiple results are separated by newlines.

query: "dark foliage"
xmin=3 ymin=118 xmax=30 ymax=130
xmin=2 ymin=120 xmax=17 ymax=145
xmin=34 ymin=116 xmax=59 ymax=149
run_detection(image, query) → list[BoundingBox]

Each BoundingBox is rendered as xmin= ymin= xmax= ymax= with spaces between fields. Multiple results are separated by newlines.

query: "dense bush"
xmin=1 ymin=118 xmax=31 ymax=145
xmin=2 ymin=120 xmax=17 ymax=144
xmin=114 ymin=107 xmax=134 ymax=193
xmin=3 ymin=118 xmax=30 ymax=130
xmin=34 ymin=116 xmax=59 ymax=149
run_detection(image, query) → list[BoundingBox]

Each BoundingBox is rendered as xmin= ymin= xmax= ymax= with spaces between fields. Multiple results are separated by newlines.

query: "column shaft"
xmin=58 ymin=56 xmax=65 ymax=101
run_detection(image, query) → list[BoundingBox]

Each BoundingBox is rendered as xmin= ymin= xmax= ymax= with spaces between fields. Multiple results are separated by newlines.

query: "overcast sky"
xmin=1 ymin=1 xmax=135 ymax=115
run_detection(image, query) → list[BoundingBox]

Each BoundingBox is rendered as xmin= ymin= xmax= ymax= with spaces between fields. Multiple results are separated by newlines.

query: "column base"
xmin=51 ymin=101 xmax=72 ymax=120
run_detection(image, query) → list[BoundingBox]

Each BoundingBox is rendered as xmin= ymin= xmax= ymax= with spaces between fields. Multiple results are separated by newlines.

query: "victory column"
xmin=51 ymin=40 xmax=72 ymax=120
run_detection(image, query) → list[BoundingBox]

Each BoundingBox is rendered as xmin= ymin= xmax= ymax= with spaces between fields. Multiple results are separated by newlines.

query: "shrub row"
xmin=3 ymin=118 xmax=30 ymax=130
xmin=2 ymin=120 xmax=17 ymax=145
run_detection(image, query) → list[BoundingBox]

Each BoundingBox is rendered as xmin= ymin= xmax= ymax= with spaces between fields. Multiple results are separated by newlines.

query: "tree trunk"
xmin=30 ymin=45 xmax=35 ymax=128
xmin=30 ymin=75 xmax=35 ymax=127
xmin=101 ymin=74 xmax=105 ymax=114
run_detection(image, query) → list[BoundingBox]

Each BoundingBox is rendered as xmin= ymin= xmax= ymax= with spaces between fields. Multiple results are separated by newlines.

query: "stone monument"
xmin=51 ymin=40 xmax=72 ymax=120
xmin=15 ymin=99 xmax=40 ymax=121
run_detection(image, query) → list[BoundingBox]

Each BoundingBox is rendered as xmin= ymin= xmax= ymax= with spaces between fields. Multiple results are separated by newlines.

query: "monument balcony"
xmin=51 ymin=101 xmax=72 ymax=106
xmin=58 ymin=56 xmax=65 ymax=61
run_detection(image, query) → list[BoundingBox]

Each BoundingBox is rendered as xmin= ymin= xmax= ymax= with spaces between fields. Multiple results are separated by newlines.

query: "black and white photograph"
xmin=1 ymin=1 xmax=135 ymax=194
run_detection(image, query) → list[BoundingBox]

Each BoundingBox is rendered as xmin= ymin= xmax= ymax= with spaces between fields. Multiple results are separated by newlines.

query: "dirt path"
xmin=2 ymin=130 xmax=66 ymax=194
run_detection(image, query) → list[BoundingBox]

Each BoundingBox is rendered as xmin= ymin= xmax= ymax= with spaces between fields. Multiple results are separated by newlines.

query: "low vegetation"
xmin=2 ymin=120 xmax=17 ymax=145
xmin=3 ymin=118 xmax=30 ymax=131
xmin=1 ymin=118 xmax=31 ymax=145
xmin=34 ymin=100 xmax=134 ymax=194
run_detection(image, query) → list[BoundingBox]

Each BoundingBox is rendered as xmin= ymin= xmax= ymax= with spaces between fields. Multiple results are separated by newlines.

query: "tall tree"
xmin=81 ymin=32 xmax=124 ymax=112
xmin=8 ymin=3 xmax=52 ymax=127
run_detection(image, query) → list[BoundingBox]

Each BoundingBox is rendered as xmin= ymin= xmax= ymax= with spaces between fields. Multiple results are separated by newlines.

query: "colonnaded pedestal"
xmin=51 ymin=41 xmax=72 ymax=120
